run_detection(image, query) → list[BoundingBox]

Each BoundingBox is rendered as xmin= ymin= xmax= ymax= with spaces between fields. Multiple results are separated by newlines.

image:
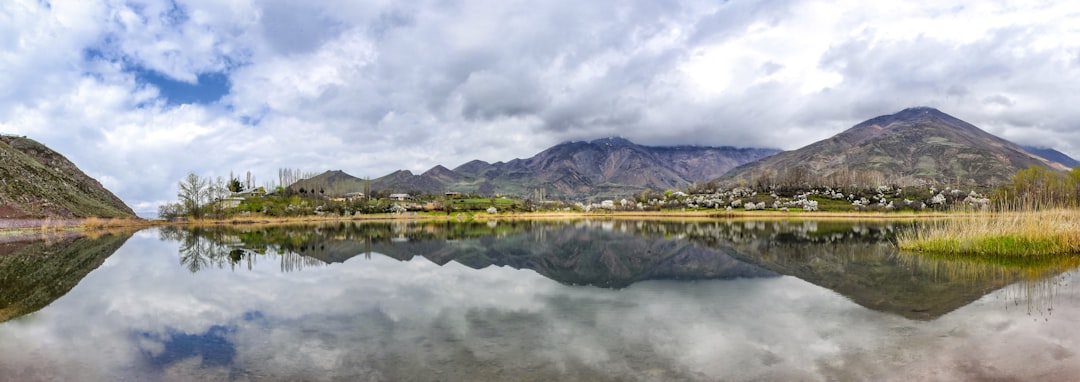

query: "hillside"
xmin=719 ymin=107 xmax=1066 ymax=187
xmin=368 ymin=137 xmax=778 ymax=199
xmin=288 ymin=170 xmax=367 ymax=196
xmin=0 ymin=135 xmax=135 ymax=219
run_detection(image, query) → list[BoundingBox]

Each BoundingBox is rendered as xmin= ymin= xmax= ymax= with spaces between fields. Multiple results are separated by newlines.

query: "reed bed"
xmin=897 ymin=208 xmax=1080 ymax=257
xmin=77 ymin=217 xmax=148 ymax=230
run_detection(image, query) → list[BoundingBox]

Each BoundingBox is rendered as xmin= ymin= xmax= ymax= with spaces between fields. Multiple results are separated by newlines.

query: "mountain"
xmin=287 ymin=170 xmax=366 ymax=195
xmin=367 ymin=137 xmax=779 ymax=199
xmin=1021 ymin=146 xmax=1079 ymax=168
xmin=719 ymin=107 xmax=1067 ymax=187
xmin=0 ymin=135 xmax=135 ymax=218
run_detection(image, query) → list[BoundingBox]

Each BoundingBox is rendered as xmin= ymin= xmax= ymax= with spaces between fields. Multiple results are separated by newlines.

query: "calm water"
xmin=1 ymin=220 xmax=1078 ymax=381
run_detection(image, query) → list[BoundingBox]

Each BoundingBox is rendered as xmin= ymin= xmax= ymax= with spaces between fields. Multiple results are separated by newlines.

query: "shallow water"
xmin=0 ymin=220 xmax=1077 ymax=381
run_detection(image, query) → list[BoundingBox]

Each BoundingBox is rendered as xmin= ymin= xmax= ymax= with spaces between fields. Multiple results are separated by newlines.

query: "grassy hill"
xmin=0 ymin=135 xmax=135 ymax=218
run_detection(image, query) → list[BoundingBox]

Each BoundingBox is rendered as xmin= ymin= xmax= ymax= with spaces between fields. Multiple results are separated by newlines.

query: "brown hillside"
xmin=720 ymin=107 xmax=1063 ymax=187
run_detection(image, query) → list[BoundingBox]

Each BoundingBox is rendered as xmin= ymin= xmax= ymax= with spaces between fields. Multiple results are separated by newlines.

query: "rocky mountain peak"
xmin=590 ymin=137 xmax=635 ymax=147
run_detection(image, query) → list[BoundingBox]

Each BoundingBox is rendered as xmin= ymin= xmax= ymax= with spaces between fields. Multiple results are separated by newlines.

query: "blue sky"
xmin=135 ymin=69 xmax=230 ymax=106
xmin=2 ymin=0 xmax=1080 ymax=213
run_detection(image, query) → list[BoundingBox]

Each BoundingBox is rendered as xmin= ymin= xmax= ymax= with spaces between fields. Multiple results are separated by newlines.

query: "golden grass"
xmin=77 ymin=217 xmax=148 ymax=230
xmin=897 ymin=208 xmax=1080 ymax=257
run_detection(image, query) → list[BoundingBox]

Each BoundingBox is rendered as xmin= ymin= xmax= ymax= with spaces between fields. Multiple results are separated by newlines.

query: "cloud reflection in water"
xmin=0 ymin=223 xmax=1077 ymax=381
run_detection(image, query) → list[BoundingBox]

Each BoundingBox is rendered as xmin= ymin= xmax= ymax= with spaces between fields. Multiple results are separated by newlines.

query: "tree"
xmin=363 ymin=177 xmax=371 ymax=203
xmin=997 ymin=165 xmax=1076 ymax=208
xmin=207 ymin=176 xmax=228 ymax=219
xmin=158 ymin=202 xmax=183 ymax=221
xmin=178 ymin=172 xmax=208 ymax=218
xmin=228 ymin=177 xmax=244 ymax=193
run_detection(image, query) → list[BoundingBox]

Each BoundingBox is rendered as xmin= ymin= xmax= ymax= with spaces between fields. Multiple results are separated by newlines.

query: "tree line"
xmin=995 ymin=166 xmax=1080 ymax=208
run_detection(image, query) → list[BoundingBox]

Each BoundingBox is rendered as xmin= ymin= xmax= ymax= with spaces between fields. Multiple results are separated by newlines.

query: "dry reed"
xmin=897 ymin=207 xmax=1080 ymax=257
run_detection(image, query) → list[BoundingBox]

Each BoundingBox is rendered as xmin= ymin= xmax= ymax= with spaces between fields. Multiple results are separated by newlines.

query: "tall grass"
xmin=897 ymin=204 xmax=1080 ymax=257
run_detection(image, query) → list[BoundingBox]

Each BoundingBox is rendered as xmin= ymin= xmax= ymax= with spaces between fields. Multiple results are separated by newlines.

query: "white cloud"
xmin=2 ymin=0 xmax=1080 ymax=210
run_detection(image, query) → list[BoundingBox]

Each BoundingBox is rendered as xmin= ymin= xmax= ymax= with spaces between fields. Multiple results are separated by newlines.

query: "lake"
xmin=0 ymin=220 xmax=1078 ymax=381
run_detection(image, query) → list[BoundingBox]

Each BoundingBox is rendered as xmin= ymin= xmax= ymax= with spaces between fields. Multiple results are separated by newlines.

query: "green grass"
xmin=897 ymin=209 xmax=1080 ymax=257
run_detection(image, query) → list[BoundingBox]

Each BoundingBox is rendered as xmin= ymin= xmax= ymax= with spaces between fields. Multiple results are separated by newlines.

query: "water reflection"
xmin=166 ymin=220 xmax=1077 ymax=320
xmin=0 ymin=232 xmax=133 ymax=322
xmin=895 ymin=251 xmax=1080 ymax=319
xmin=1 ymin=221 xmax=1077 ymax=380
xmin=161 ymin=221 xmax=779 ymax=288
xmin=159 ymin=226 xmax=327 ymax=273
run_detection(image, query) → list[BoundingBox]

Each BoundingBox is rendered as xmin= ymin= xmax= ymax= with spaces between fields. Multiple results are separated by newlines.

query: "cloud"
xmin=2 ymin=0 xmax=1080 ymax=210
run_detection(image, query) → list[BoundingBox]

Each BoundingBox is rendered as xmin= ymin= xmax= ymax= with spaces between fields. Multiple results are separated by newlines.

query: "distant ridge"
xmin=302 ymin=139 xmax=779 ymax=199
xmin=1021 ymin=146 xmax=1079 ymax=168
xmin=718 ymin=107 xmax=1066 ymax=187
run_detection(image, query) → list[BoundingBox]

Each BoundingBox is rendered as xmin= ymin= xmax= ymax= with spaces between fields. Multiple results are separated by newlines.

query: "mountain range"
xmin=295 ymin=137 xmax=780 ymax=199
xmin=298 ymin=107 xmax=1077 ymax=199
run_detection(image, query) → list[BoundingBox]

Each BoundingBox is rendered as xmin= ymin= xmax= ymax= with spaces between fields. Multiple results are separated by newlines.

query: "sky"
xmin=2 ymin=0 xmax=1080 ymax=214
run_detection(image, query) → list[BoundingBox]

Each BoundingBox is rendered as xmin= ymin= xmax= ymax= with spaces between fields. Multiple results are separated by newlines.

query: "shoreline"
xmin=0 ymin=210 xmax=954 ymax=234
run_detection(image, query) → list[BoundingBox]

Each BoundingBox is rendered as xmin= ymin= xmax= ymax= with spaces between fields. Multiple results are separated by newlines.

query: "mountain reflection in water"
xmin=163 ymin=220 xmax=1076 ymax=320
xmin=0 ymin=221 xmax=1077 ymax=381
xmin=0 ymin=232 xmax=133 ymax=322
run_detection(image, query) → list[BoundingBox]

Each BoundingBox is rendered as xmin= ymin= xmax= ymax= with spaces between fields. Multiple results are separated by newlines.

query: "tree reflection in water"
xmin=160 ymin=226 xmax=325 ymax=273
xmin=157 ymin=220 xmax=1080 ymax=320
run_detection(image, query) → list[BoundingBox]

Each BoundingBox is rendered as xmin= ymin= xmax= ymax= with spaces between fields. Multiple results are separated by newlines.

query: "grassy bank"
xmin=0 ymin=209 xmax=958 ymax=234
xmin=897 ymin=209 xmax=1080 ymax=257
xmin=0 ymin=217 xmax=148 ymax=234
xmin=467 ymin=209 xmax=949 ymax=222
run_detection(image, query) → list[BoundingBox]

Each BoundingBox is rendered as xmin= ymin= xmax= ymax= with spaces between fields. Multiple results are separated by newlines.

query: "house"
xmin=332 ymin=191 xmax=366 ymax=202
xmin=344 ymin=192 xmax=366 ymax=201
xmin=445 ymin=191 xmax=462 ymax=198
xmin=389 ymin=193 xmax=411 ymax=201
xmin=234 ymin=188 xmax=265 ymax=197
xmin=221 ymin=197 xmax=246 ymax=209
xmin=221 ymin=188 xmax=265 ymax=207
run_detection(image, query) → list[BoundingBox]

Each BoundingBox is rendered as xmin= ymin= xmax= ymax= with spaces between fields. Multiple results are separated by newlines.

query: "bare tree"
xmin=207 ymin=176 xmax=228 ymax=219
xmin=178 ymin=172 xmax=208 ymax=218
